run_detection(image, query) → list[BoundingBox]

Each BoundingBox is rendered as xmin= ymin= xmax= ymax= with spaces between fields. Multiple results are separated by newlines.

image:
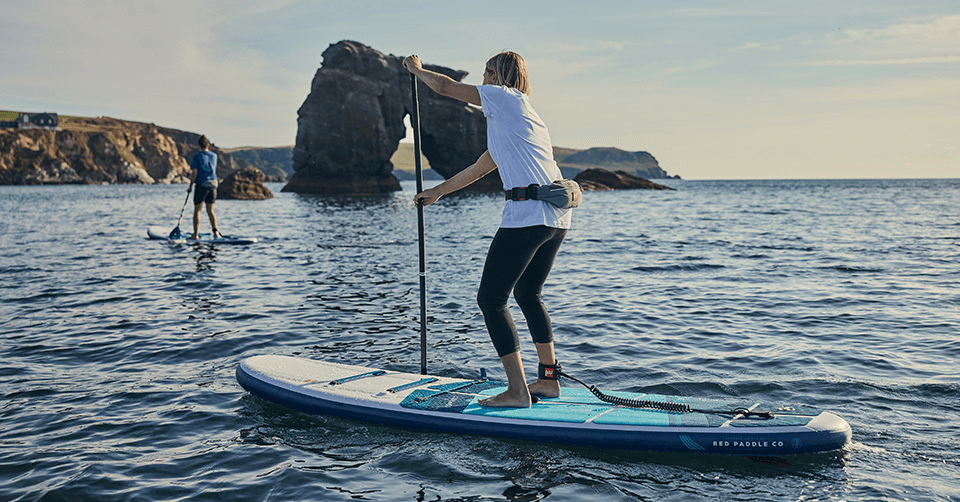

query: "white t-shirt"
xmin=478 ymin=85 xmax=572 ymax=230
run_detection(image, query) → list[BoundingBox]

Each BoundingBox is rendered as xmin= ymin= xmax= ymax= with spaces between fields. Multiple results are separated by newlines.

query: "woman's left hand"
xmin=414 ymin=187 xmax=441 ymax=207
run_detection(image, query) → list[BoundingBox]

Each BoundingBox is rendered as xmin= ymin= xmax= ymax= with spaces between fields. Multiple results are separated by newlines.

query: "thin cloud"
xmin=835 ymin=13 xmax=960 ymax=56
xmin=732 ymin=41 xmax=783 ymax=51
xmin=803 ymin=55 xmax=960 ymax=66
xmin=794 ymin=14 xmax=960 ymax=68
xmin=843 ymin=13 xmax=960 ymax=43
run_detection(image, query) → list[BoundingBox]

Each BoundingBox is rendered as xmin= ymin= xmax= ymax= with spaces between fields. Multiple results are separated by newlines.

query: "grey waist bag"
xmin=504 ymin=179 xmax=582 ymax=209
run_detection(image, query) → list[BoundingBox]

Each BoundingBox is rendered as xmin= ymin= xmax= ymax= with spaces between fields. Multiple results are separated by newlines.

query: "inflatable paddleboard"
xmin=147 ymin=226 xmax=258 ymax=245
xmin=236 ymin=355 xmax=851 ymax=456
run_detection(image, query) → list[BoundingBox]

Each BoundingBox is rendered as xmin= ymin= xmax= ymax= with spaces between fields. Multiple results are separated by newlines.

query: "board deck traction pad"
xmin=237 ymin=355 xmax=852 ymax=456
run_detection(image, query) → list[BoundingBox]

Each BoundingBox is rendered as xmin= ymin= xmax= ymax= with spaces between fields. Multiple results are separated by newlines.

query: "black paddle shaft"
xmin=169 ymin=188 xmax=192 ymax=239
xmin=410 ymin=73 xmax=428 ymax=375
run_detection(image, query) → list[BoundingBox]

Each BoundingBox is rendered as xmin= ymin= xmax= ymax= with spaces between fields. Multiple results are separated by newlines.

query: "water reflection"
xmin=190 ymin=243 xmax=219 ymax=272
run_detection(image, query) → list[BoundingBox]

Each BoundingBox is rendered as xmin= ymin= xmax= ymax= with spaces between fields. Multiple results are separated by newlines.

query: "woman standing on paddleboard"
xmin=404 ymin=52 xmax=573 ymax=408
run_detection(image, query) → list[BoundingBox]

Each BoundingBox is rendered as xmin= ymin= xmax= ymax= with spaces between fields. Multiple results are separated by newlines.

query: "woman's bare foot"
xmin=527 ymin=379 xmax=561 ymax=399
xmin=478 ymin=387 xmax=532 ymax=408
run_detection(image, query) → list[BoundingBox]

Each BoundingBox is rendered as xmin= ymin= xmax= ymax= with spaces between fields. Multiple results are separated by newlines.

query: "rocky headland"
xmin=223 ymin=146 xmax=291 ymax=182
xmin=0 ymin=115 xmax=246 ymax=185
xmin=573 ymin=168 xmax=674 ymax=191
xmin=556 ymin=147 xmax=676 ymax=180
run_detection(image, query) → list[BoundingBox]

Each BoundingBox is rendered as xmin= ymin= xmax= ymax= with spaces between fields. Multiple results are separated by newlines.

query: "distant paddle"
xmin=410 ymin=72 xmax=428 ymax=375
xmin=168 ymin=188 xmax=192 ymax=239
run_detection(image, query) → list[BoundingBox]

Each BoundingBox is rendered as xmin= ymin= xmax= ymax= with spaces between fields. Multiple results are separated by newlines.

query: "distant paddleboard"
xmin=237 ymin=355 xmax=851 ymax=456
xmin=147 ymin=226 xmax=258 ymax=245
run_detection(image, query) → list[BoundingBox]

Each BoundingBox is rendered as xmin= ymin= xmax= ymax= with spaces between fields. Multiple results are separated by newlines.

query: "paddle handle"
xmin=410 ymin=73 xmax=428 ymax=375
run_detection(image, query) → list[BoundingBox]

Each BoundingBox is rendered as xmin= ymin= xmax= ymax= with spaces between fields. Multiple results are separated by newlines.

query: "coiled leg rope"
xmin=557 ymin=370 xmax=773 ymax=419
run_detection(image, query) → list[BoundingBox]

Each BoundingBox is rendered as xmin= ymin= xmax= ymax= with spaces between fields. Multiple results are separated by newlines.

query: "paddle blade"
xmin=169 ymin=227 xmax=181 ymax=239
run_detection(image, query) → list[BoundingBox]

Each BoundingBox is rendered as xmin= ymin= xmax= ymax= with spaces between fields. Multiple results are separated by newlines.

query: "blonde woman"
xmin=404 ymin=52 xmax=572 ymax=408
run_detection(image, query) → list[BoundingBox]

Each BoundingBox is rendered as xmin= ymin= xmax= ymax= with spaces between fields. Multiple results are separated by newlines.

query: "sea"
xmin=1 ymin=178 xmax=958 ymax=501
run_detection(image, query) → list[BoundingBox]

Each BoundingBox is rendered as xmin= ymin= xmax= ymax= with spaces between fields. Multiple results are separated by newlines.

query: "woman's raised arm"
xmin=403 ymin=55 xmax=481 ymax=106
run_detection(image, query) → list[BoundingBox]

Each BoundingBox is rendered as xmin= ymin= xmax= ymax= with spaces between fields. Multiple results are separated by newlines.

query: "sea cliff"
xmin=0 ymin=115 xmax=242 ymax=185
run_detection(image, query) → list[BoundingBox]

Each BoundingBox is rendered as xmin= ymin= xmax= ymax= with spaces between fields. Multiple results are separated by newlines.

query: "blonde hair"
xmin=486 ymin=51 xmax=530 ymax=95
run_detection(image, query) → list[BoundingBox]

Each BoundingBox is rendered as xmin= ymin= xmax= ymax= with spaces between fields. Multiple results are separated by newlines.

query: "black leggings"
xmin=477 ymin=225 xmax=567 ymax=357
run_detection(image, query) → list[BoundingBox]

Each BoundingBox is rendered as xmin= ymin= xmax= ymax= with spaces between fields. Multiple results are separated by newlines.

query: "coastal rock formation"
xmin=0 ymin=116 xmax=241 ymax=185
xmin=557 ymin=147 xmax=675 ymax=179
xmin=285 ymin=40 xmax=491 ymax=194
xmin=225 ymin=146 xmax=292 ymax=182
xmin=574 ymin=168 xmax=674 ymax=191
xmin=218 ymin=166 xmax=274 ymax=200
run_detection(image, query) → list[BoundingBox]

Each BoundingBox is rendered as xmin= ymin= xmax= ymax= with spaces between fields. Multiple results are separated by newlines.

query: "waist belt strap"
xmin=505 ymin=184 xmax=540 ymax=201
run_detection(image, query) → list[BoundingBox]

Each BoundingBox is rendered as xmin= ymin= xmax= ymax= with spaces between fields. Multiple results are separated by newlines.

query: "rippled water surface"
xmin=2 ymin=179 xmax=959 ymax=501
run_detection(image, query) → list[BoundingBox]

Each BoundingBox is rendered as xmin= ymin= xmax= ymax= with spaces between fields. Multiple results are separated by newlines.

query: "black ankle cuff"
xmin=538 ymin=361 xmax=562 ymax=380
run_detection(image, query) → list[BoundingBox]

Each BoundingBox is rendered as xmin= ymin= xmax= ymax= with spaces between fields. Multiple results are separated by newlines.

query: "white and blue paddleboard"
xmin=236 ymin=355 xmax=851 ymax=456
xmin=147 ymin=226 xmax=258 ymax=245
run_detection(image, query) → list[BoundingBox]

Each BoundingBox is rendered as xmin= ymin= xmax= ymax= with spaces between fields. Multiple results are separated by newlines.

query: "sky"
xmin=2 ymin=1 xmax=958 ymax=180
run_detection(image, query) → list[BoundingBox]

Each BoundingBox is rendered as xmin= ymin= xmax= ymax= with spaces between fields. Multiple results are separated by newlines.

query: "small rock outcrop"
xmin=218 ymin=166 xmax=274 ymax=200
xmin=574 ymin=168 xmax=674 ymax=191
xmin=285 ymin=40 xmax=491 ymax=194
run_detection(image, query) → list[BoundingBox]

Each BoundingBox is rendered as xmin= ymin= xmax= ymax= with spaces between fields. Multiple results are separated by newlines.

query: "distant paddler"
xmin=188 ymin=135 xmax=221 ymax=240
